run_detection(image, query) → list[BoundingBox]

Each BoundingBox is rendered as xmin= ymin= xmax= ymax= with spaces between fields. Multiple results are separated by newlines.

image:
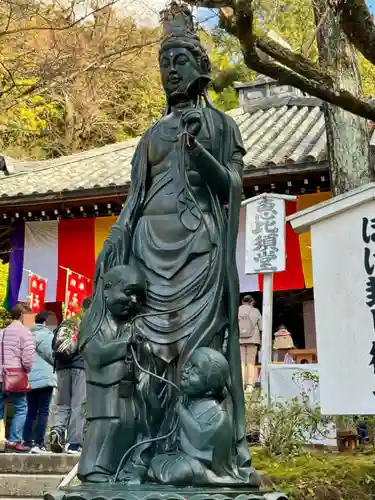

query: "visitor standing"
xmin=238 ymin=295 xmax=262 ymax=388
xmin=23 ymin=310 xmax=57 ymax=454
xmin=0 ymin=304 xmax=35 ymax=452
xmin=49 ymin=297 xmax=92 ymax=454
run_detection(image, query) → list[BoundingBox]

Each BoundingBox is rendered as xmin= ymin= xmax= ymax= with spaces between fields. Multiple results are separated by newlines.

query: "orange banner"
xmin=297 ymin=192 xmax=332 ymax=288
xmin=94 ymin=216 xmax=116 ymax=259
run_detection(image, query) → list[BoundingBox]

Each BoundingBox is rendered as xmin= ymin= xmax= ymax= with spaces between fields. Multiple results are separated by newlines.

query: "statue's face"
xmin=105 ymin=278 xmax=143 ymax=321
xmin=159 ymin=47 xmax=202 ymax=97
xmin=180 ymin=352 xmax=206 ymax=396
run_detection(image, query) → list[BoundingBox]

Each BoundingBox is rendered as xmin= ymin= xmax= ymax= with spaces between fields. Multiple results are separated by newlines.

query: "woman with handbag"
xmin=23 ymin=310 xmax=56 ymax=454
xmin=0 ymin=304 xmax=35 ymax=452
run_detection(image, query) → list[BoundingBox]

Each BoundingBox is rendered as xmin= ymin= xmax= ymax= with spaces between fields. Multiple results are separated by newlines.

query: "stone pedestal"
xmin=44 ymin=485 xmax=287 ymax=500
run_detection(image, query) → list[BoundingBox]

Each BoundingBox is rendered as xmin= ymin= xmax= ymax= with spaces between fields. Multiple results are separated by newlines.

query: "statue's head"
xmin=180 ymin=347 xmax=229 ymax=399
xmin=103 ymin=265 xmax=145 ymax=321
xmin=159 ymin=2 xmax=211 ymax=101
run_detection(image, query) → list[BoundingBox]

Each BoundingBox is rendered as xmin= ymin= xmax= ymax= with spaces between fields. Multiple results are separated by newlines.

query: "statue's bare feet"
xmin=127 ymin=477 xmax=142 ymax=486
xmin=116 ymin=470 xmax=142 ymax=485
xmin=83 ymin=473 xmax=111 ymax=483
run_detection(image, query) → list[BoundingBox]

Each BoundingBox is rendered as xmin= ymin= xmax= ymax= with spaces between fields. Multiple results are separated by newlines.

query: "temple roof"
xmin=0 ymin=139 xmax=138 ymax=199
xmin=229 ymin=105 xmax=326 ymax=168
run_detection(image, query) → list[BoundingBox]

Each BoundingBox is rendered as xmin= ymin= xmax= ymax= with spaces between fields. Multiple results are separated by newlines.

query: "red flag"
xmin=27 ymin=275 xmax=47 ymax=313
xmin=65 ymin=272 xmax=90 ymax=319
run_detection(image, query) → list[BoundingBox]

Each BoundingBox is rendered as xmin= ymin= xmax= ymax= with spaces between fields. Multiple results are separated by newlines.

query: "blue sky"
xmin=198 ymin=2 xmax=375 ymax=28
xmin=197 ymin=8 xmax=218 ymax=28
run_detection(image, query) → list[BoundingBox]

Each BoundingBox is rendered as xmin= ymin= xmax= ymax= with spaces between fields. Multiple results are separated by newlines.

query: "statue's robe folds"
xmin=90 ymin=106 xmax=258 ymax=484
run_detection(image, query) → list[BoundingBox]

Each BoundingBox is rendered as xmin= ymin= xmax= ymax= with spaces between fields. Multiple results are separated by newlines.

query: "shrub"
xmin=245 ymin=389 xmax=333 ymax=456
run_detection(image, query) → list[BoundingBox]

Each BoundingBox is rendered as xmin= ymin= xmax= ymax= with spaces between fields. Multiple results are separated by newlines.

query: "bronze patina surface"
xmin=45 ymin=3 xmax=285 ymax=499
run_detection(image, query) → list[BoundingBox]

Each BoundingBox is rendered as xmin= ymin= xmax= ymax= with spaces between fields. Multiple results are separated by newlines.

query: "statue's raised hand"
xmin=181 ymin=109 xmax=202 ymax=137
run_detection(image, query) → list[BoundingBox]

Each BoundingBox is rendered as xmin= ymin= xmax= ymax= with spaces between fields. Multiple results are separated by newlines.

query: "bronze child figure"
xmin=77 ymin=265 xmax=146 ymax=484
xmin=148 ymin=347 xmax=260 ymax=486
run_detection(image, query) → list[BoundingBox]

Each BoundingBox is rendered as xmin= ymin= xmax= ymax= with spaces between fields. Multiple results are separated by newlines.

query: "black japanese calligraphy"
xmin=370 ymin=341 xmax=375 ymax=374
xmin=363 ymin=217 xmax=375 ymax=244
xmin=251 ymin=197 xmax=280 ymax=272
xmin=364 ymin=247 xmax=375 ymax=275
xmin=363 ymin=217 xmax=375 ymax=386
xmin=366 ymin=277 xmax=375 ymax=308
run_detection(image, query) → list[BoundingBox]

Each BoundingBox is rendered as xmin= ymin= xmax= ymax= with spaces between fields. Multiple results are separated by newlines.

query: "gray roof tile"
xmin=0 ymin=102 xmax=372 ymax=199
xmin=0 ymin=139 xmax=139 ymax=199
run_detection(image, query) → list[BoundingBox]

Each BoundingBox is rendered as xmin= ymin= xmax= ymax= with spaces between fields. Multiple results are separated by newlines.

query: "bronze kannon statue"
xmin=77 ymin=0 xmax=261 ymax=490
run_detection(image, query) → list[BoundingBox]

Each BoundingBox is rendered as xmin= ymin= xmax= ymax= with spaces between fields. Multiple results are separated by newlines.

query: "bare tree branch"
xmin=2 ymin=39 xmax=158 ymax=109
xmin=186 ymin=0 xmax=375 ymax=120
xmin=255 ymin=36 xmax=332 ymax=86
xmin=0 ymin=0 xmax=120 ymax=38
xmin=330 ymin=0 xmax=375 ymax=67
xmin=303 ymin=5 xmax=330 ymax=57
xmin=0 ymin=0 xmax=164 ymax=158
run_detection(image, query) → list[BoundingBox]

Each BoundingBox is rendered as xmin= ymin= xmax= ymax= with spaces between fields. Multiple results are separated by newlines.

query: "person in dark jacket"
xmin=23 ymin=310 xmax=57 ymax=454
xmin=49 ymin=297 xmax=92 ymax=454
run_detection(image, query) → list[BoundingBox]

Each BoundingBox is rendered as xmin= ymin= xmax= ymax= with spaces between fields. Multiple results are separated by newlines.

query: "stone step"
xmin=0 ymin=498 xmax=41 ymax=500
xmin=0 ymin=454 xmax=78 ymax=474
xmin=0 ymin=474 xmax=63 ymax=497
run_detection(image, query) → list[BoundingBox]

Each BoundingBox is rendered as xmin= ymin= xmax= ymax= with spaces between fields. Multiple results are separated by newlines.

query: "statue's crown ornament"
xmin=160 ymin=2 xmax=198 ymax=43
xmin=159 ymin=1 xmax=211 ymax=80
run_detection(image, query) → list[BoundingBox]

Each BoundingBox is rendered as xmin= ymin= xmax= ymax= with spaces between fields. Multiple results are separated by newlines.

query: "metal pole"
xmin=64 ymin=268 xmax=71 ymax=319
xmin=59 ymin=266 xmax=91 ymax=282
xmin=22 ymin=268 xmax=48 ymax=282
xmin=261 ymin=272 xmax=274 ymax=406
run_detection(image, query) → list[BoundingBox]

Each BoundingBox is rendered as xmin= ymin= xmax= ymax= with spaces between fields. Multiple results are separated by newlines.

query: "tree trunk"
xmin=314 ymin=0 xmax=373 ymax=196
xmin=64 ymin=92 xmax=79 ymax=154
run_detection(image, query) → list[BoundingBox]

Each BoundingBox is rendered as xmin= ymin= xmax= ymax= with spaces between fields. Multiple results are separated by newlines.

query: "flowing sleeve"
xmin=93 ymin=130 xmax=152 ymax=290
xmin=81 ymin=130 xmax=152 ymax=351
xmin=226 ymin=113 xmax=246 ymax=179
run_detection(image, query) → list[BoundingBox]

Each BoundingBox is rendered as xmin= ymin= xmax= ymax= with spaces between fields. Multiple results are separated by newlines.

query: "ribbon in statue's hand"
xmin=181 ymin=109 xmax=202 ymax=139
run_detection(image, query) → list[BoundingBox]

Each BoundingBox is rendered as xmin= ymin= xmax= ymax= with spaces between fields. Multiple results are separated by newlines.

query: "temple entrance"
xmin=240 ymin=289 xmax=310 ymax=349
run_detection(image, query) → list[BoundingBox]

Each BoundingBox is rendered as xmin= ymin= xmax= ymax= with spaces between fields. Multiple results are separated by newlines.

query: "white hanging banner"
xmin=287 ymin=183 xmax=375 ymax=414
xmin=245 ymin=195 xmax=287 ymax=274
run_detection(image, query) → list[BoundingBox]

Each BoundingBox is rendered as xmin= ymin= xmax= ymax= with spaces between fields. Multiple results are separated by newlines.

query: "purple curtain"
xmin=5 ymin=222 xmax=25 ymax=310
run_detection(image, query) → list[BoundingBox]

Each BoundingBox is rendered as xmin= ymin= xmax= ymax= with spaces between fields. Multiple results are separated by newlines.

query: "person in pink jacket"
xmin=0 ymin=304 xmax=35 ymax=452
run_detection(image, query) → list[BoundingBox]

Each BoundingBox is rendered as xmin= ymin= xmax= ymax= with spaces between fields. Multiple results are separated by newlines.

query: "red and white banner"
xmin=27 ymin=275 xmax=47 ymax=313
xmin=65 ymin=271 xmax=90 ymax=319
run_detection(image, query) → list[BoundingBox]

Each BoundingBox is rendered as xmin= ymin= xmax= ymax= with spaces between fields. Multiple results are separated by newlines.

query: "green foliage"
xmin=3 ymin=0 xmax=374 ymax=159
xmin=253 ymin=0 xmax=375 ymax=96
xmin=358 ymin=55 xmax=375 ymax=97
xmin=254 ymin=0 xmax=316 ymax=56
xmin=203 ymin=28 xmax=255 ymax=111
xmin=0 ymin=94 xmax=63 ymax=159
xmin=203 ymin=0 xmax=375 ymax=108
xmin=0 ymin=307 xmax=11 ymax=329
xmin=253 ymin=448 xmax=375 ymax=500
xmin=209 ymin=87 xmax=239 ymax=111
xmin=0 ymin=1 xmax=254 ymax=157
xmin=245 ymin=388 xmax=333 ymax=457
xmin=0 ymin=0 xmax=165 ymax=159
xmin=245 ymin=369 xmax=375 ymax=498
